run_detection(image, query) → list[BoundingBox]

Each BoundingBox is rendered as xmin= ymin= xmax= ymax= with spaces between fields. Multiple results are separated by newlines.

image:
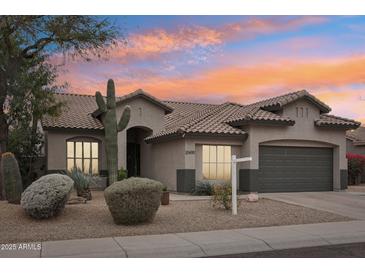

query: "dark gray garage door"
xmin=258 ymin=146 xmax=333 ymax=192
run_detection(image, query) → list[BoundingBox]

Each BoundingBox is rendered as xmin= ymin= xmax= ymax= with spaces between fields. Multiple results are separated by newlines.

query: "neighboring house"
xmin=346 ymin=127 xmax=365 ymax=183
xmin=42 ymin=89 xmax=360 ymax=193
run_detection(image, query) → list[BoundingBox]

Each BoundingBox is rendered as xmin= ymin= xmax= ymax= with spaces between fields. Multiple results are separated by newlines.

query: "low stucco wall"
xmin=347 ymin=139 xmax=365 ymax=183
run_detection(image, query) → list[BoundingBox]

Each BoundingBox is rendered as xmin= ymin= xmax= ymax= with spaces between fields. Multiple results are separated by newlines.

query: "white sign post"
xmin=231 ymin=155 xmax=252 ymax=215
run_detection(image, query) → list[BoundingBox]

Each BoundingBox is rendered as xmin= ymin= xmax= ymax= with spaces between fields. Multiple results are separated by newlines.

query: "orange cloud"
xmin=105 ymin=55 xmax=365 ymax=101
xmin=58 ymin=53 xmax=365 ymax=122
xmin=103 ymin=16 xmax=328 ymax=64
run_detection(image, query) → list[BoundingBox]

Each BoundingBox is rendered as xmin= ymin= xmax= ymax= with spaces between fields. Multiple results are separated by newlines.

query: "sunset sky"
xmin=55 ymin=16 xmax=365 ymax=123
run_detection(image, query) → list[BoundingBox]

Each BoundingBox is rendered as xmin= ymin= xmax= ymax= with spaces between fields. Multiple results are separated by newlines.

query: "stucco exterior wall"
xmin=148 ymin=139 xmax=186 ymax=190
xmin=45 ymin=129 xmax=107 ymax=171
xmin=116 ymin=97 xmax=166 ymax=170
xmin=347 ymin=139 xmax=365 ymax=155
xmin=240 ymin=99 xmax=347 ymax=191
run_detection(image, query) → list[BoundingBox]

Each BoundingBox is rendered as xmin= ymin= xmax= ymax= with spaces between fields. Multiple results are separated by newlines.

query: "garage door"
xmin=258 ymin=146 xmax=333 ymax=192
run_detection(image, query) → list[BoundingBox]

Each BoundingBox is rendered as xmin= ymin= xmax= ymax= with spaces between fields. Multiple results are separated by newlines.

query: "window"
xmin=67 ymin=141 xmax=99 ymax=174
xmin=202 ymin=145 xmax=231 ymax=181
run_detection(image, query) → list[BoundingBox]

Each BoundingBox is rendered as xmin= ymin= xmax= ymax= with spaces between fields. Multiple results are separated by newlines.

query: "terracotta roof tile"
xmin=42 ymin=90 xmax=360 ymax=142
xmin=247 ymin=90 xmax=331 ymax=113
xmin=42 ymin=93 xmax=103 ymax=130
xmin=315 ymin=114 xmax=360 ymax=129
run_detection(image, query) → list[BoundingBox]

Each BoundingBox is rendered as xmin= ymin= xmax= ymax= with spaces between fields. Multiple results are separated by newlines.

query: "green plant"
xmin=117 ymin=167 xmax=128 ymax=181
xmin=162 ymin=186 xmax=167 ymax=192
xmin=192 ymin=180 xmax=214 ymax=196
xmin=212 ymin=182 xmax=232 ymax=210
xmin=21 ymin=174 xmax=74 ymax=219
xmin=1 ymin=152 xmax=23 ymax=204
xmin=347 ymin=153 xmax=365 ymax=185
xmin=67 ymin=167 xmax=93 ymax=200
xmin=104 ymin=177 xmax=163 ymax=225
xmin=95 ymin=79 xmax=131 ymax=184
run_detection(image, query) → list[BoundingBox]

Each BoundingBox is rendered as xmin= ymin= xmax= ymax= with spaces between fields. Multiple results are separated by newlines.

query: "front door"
xmin=127 ymin=143 xmax=140 ymax=177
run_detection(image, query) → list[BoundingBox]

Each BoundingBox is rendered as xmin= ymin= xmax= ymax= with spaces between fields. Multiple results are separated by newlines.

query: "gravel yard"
xmin=0 ymin=191 xmax=352 ymax=244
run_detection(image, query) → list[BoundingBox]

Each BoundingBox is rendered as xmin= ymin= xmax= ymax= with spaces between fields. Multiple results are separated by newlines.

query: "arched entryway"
xmin=126 ymin=126 xmax=153 ymax=177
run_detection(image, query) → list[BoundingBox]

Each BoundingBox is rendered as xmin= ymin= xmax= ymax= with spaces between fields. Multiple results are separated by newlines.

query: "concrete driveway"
xmin=261 ymin=191 xmax=365 ymax=220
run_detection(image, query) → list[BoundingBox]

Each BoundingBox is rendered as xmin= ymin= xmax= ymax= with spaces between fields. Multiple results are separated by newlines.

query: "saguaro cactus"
xmin=1 ymin=152 xmax=23 ymax=204
xmin=95 ymin=79 xmax=131 ymax=184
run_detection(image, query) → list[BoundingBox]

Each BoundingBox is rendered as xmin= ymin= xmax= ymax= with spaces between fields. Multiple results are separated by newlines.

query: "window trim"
xmin=66 ymin=137 xmax=101 ymax=174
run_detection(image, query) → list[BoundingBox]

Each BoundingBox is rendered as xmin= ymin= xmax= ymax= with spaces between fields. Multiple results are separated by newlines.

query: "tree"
xmin=8 ymin=57 xmax=65 ymax=187
xmin=0 ymin=16 xmax=119 ymax=198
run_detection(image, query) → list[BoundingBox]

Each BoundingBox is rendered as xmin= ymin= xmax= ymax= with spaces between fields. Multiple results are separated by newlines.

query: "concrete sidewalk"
xmin=2 ymin=220 xmax=365 ymax=258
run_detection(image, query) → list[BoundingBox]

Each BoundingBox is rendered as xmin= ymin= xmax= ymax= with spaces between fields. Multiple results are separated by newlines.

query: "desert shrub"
xmin=1 ymin=152 xmax=23 ymax=204
xmin=192 ymin=180 xmax=227 ymax=196
xmin=117 ymin=167 xmax=128 ymax=181
xmin=20 ymin=174 xmax=74 ymax=219
xmin=212 ymin=182 xmax=232 ymax=210
xmin=192 ymin=180 xmax=214 ymax=195
xmin=67 ymin=167 xmax=93 ymax=200
xmin=104 ymin=177 xmax=163 ymax=225
xmin=347 ymin=153 xmax=365 ymax=185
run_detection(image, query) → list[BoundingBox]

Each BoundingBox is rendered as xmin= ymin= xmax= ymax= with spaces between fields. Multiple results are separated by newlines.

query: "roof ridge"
xmin=245 ymin=90 xmax=306 ymax=108
xmin=54 ymin=92 xmax=95 ymax=97
xmin=163 ymin=100 xmax=218 ymax=106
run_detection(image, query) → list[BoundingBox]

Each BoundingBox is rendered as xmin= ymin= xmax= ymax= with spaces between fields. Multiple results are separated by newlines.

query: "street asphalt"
xmin=212 ymin=242 xmax=365 ymax=258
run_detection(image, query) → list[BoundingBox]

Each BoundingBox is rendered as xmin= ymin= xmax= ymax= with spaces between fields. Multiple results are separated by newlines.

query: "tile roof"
xmin=247 ymin=89 xmax=331 ymax=113
xmin=315 ymin=114 xmax=361 ymax=129
xmin=347 ymin=126 xmax=365 ymax=143
xmin=42 ymin=90 xmax=361 ymax=142
xmin=42 ymin=93 xmax=104 ymax=130
xmin=163 ymin=101 xmax=217 ymax=128
xmin=116 ymin=89 xmax=173 ymax=114
xmin=224 ymin=105 xmax=294 ymax=125
xmin=145 ymin=102 xmax=247 ymax=142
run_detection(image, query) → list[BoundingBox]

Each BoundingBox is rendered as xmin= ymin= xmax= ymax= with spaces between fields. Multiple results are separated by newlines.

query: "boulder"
xmin=247 ymin=192 xmax=259 ymax=202
xmin=104 ymin=177 xmax=163 ymax=225
xmin=21 ymin=174 xmax=74 ymax=219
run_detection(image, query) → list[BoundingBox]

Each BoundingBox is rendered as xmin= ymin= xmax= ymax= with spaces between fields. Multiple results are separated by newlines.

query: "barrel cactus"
xmin=1 ymin=152 xmax=22 ymax=204
xmin=104 ymin=177 xmax=163 ymax=225
xmin=95 ymin=79 xmax=131 ymax=184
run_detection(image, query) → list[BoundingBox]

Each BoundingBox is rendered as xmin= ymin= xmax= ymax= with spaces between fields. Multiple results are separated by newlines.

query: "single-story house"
xmin=346 ymin=126 xmax=365 ymax=183
xmin=42 ymin=89 xmax=361 ymax=193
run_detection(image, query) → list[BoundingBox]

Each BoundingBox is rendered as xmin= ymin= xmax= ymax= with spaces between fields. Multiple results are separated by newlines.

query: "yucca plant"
xmin=67 ymin=167 xmax=93 ymax=200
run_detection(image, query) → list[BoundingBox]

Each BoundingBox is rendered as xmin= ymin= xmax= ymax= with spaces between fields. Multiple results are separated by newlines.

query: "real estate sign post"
xmin=231 ymin=155 xmax=252 ymax=215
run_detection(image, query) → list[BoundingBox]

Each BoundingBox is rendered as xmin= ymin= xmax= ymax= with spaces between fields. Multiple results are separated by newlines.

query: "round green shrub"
xmin=21 ymin=174 xmax=74 ymax=219
xmin=104 ymin=177 xmax=163 ymax=225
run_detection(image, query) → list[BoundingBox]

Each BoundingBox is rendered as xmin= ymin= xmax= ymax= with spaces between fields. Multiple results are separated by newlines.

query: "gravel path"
xmin=0 ymin=191 xmax=352 ymax=244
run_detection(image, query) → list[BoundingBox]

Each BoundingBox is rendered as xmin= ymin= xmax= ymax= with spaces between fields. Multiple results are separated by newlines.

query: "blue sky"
xmin=56 ymin=16 xmax=365 ymax=122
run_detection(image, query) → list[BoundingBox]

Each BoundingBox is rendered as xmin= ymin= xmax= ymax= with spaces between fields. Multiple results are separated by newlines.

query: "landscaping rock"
xmin=248 ymin=193 xmax=259 ymax=202
xmin=21 ymin=174 xmax=74 ymax=219
xmin=104 ymin=177 xmax=163 ymax=225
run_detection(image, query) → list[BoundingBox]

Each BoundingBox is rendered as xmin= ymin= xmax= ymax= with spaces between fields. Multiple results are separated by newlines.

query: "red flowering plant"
xmin=346 ymin=153 xmax=365 ymax=185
